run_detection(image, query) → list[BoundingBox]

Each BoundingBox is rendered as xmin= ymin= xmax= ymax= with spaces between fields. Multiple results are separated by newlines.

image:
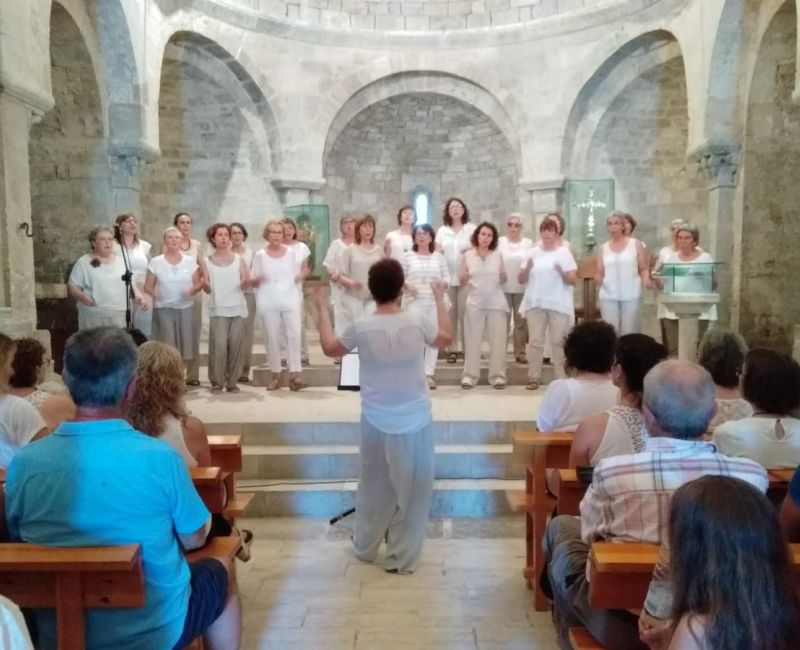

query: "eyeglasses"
xmin=508 ymin=222 xmax=522 ymax=228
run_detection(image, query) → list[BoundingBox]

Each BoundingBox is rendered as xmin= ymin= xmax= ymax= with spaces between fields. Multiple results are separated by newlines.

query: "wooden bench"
xmin=207 ymin=435 xmax=255 ymax=522
xmin=553 ymin=468 xmax=585 ymax=516
xmin=0 ymin=543 xmax=144 ymax=650
xmin=190 ymin=466 xmax=228 ymax=514
xmin=506 ymin=430 xmax=573 ymax=610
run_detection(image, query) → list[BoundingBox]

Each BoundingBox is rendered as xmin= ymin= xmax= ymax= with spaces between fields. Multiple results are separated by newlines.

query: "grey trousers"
xmin=241 ymin=293 xmax=257 ymax=377
xmin=505 ymin=292 xmax=527 ymax=358
xmin=543 ymin=515 xmax=646 ymax=650
xmin=353 ymin=418 xmax=435 ymax=574
xmin=208 ymin=316 xmax=246 ymax=389
xmin=185 ymin=293 xmax=203 ymax=382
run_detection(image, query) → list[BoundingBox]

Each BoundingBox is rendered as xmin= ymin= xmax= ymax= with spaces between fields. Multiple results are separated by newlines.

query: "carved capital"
xmin=689 ymin=143 xmax=740 ymax=189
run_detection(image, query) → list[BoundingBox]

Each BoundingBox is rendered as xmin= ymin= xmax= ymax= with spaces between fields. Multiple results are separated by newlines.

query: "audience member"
xmin=0 ymin=334 xmax=47 ymax=469
xmin=779 ymin=463 xmax=800 ymax=542
xmin=0 ymin=594 xmax=34 ymax=650
xmin=713 ymin=348 xmax=800 ymax=468
xmin=9 ymin=337 xmax=75 ymax=431
xmin=543 ymin=360 xmax=767 ymax=649
xmin=535 ymin=321 xmax=618 ymax=432
xmin=569 ymin=333 xmax=667 ymax=466
xmin=698 ymin=328 xmax=752 ymax=432
xmin=4 ymin=327 xmax=241 ymax=649
xmin=664 ymin=476 xmax=800 ymax=650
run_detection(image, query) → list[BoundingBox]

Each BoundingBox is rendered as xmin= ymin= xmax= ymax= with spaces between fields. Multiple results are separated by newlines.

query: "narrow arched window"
xmin=413 ymin=190 xmax=430 ymax=225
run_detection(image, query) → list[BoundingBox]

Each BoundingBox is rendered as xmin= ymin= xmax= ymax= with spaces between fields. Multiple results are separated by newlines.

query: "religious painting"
xmin=284 ymin=204 xmax=331 ymax=280
xmin=565 ymin=180 xmax=615 ymax=255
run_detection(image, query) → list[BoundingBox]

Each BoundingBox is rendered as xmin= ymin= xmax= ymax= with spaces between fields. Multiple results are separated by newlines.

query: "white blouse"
xmin=598 ymin=238 xmax=641 ymax=302
xmin=148 ymin=254 xmax=198 ymax=310
xmin=402 ymin=251 xmax=450 ymax=306
xmin=498 ymin=236 xmax=534 ymax=294
xmin=253 ymin=247 xmax=300 ymax=312
xmin=463 ymin=249 xmax=508 ymax=312
xmin=436 ymin=223 xmax=477 ymax=287
xmin=385 ymin=230 xmax=413 ymax=261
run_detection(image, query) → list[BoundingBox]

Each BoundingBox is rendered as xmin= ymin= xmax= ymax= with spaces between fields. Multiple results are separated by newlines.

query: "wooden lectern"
xmin=575 ymin=257 xmax=600 ymax=322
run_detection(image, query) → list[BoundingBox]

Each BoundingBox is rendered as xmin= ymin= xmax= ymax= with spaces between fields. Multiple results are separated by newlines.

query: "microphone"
xmin=114 ymin=224 xmax=122 ymax=243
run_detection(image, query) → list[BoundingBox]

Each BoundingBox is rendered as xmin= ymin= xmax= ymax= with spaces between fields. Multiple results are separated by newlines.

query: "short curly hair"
xmin=126 ymin=341 xmax=188 ymax=438
xmin=0 ymin=334 xmax=16 ymax=394
xmin=698 ymin=329 xmax=747 ymax=388
xmin=741 ymin=349 xmax=800 ymax=415
xmin=368 ymin=258 xmax=405 ymax=305
xmin=470 ymin=222 xmax=499 ymax=250
xmin=563 ymin=321 xmax=617 ymax=374
xmin=206 ymin=222 xmax=230 ymax=247
xmin=9 ymin=337 xmax=46 ymax=389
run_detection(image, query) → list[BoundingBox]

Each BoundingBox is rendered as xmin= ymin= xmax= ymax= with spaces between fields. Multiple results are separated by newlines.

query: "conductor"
xmin=314 ymin=258 xmax=452 ymax=573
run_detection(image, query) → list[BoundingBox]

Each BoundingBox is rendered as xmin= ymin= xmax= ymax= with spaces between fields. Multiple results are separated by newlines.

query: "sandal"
xmin=235 ymin=528 xmax=254 ymax=562
xmin=447 ymin=352 xmax=458 ymax=364
xmin=526 ymin=380 xmax=540 ymax=391
xmin=186 ymin=379 xmax=200 ymax=387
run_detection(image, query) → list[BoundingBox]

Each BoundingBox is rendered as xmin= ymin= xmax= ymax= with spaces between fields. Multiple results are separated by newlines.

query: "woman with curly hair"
xmin=126 ymin=341 xmax=210 ymax=467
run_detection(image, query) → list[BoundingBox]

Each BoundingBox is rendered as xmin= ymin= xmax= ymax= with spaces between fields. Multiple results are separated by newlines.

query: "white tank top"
xmin=158 ymin=414 xmax=198 ymax=468
xmin=599 ymin=239 xmax=641 ymax=301
xmin=590 ymin=406 xmax=645 ymax=465
xmin=253 ymin=248 xmax=300 ymax=311
xmin=206 ymin=254 xmax=247 ymax=318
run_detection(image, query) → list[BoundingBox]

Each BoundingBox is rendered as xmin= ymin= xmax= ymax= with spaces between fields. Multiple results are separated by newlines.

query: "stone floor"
xmin=236 ymin=517 xmax=558 ymax=650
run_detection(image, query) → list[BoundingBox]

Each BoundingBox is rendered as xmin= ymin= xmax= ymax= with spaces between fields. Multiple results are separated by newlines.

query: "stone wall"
xmin=221 ymin=0 xmax=617 ymax=31
xmin=740 ymin=3 xmax=800 ymax=351
xmin=140 ymin=44 xmax=281 ymax=246
xmin=323 ymin=92 xmax=518 ymax=236
xmin=29 ymin=4 xmax=110 ymax=284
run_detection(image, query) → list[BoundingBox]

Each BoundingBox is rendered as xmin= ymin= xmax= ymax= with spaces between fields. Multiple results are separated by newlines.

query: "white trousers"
xmin=526 ymin=308 xmax=570 ymax=382
xmin=599 ymin=298 xmax=640 ymax=335
xmin=408 ymin=301 xmax=438 ymax=377
xmin=446 ymin=285 xmax=469 ymax=353
xmin=260 ymin=309 xmax=301 ymax=373
xmin=463 ymin=306 xmax=507 ymax=384
xmin=353 ymin=418 xmax=435 ymax=574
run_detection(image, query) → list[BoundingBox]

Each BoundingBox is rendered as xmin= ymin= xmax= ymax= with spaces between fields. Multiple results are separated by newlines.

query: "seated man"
xmin=543 ymin=360 xmax=768 ymax=650
xmin=4 ymin=327 xmax=241 ymax=650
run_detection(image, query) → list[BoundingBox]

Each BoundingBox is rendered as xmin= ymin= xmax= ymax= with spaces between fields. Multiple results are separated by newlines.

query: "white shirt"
xmin=535 ymin=377 xmax=619 ymax=432
xmin=713 ymin=416 xmax=800 ymax=469
xmin=598 ymin=239 xmax=641 ymax=301
xmin=498 ymin=236 xmax=534 ymax=294
xmin=659 ymin=251 xmax=717 ymax=321
xmin=436 ymin=223 xmax=476 ymax=286
xmin=147 ymin=254 xmax=198 ymax=309
xmin=518 ymin=246 xmax=577 ymax=317
xmin=343 ymin=244 xmax=383 ymax=302
xmin=68 ymin=254 xmax=128 ymax=313
xmin=234 ymin=247 xmax=255 ymax=295
xmin=0 ymin=394 xmax=46 ymax=469
xmin=0 ymin=595 xmax=33 ymax=650
xmin=323 ymin=238 xmax=349 ymax=304
xmin=463 ymin=249 xmax=509 ymax=312
xmin=113 ymin=240 xmax=152 ymax=284
xmin=253 ymin=247 xmax=299 ymax=312
xmin=339 ymin=310 xmax=437 ymax=434
xmin=206 ymin=254 xmax=247 ymax=318
xmin=402 ymin=251 xmax=450 ymax=306
xmin=385 ymin=230 xmax=413 ymax=261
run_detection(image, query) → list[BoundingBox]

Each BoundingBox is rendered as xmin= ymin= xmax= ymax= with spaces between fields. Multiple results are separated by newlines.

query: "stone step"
xmin=204 ymin=419 xmax=532 ymax=446
xmin=237 ymin=478 xmax=524 ymax=518
xmin=250 ymin=362 xmax=554 ymax=387
xmin=241 ymin=443 xmax=523 ymax=480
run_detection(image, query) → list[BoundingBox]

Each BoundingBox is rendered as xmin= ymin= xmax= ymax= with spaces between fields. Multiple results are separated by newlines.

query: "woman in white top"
xmin=518 ymin=219 xmax=578 ymax=389
xmin=653 ymin=219 xmax=686 ymax=350
xmin=535 ymin=321 xmax=619 ymax=432
xmin=654 ymin=223 xmax=716 ymax=357
xmin=0 ymin=334 xmax=47 ymax=470
xmin=68 ymin=226 xmax=142 ymax=330
xmin=435 ymin=198 xmax=476 ymax=362
xmin=384 ymin=204 xmax=415 ymax=261
xmin=323 ymin=216 xmax=356 ymax=337
xmin=498 ymin=213 xmax=533 ymax=364
xmin=282 ymin=218 xmax=312 ymax=366
xmin=314 ymin=258 xmax=452 ymax=574
xmin=459 ymin=222 xmax=509 ymax=389
xmin=697 ymin=329 xmax=753 ymax=433
xmin=172 ymin=212 xmax=204 ymax=386
xmin=594 ymin=211 xmax=649 ymax=335
xmin=230 ymin=222 xmax=256 ymax=382
xmin=126 ymin=341 xmax=211 ymax=468
xmin=113 ymin=213 xmax=153 ymax=335
xmin=569 ymin=333 xmax=667 ymax=466
xmin=713 ymin=349 xmax=800 ymax=469
xmin=144 ymin=227 xmax=204 ymax=371
xmin=202 ymin=223 xmax=249 ymax=393
xmin=252 ymin=220 xmax=308 ymax=391
xmin=402 ymin=224 xmax=451 ymax=389
xmin=340 ymin=215 xmax=384 ymax=324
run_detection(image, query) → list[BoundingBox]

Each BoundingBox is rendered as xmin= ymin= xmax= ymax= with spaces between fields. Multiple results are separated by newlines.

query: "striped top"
xmin=402 ymin=251 xmax=450 ymax=305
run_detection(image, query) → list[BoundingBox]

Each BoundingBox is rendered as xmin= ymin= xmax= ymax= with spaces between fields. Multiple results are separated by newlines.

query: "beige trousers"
xmin=463 ymin=306 xmax=507 ymax=385
xmin=505 ymin=292 xmax=527 ymax=358
xmin=208 ymin=316 xmax=246 ymax=389
xmin=446 ymin=285 xmax=469 ymax=354
xmin=526 ymin=308 xmax=570 ymax=382
xmin=185 ymin=293 xmax=203 ymax=382
xmin=241 ymin=293 xmax=257 ymax=376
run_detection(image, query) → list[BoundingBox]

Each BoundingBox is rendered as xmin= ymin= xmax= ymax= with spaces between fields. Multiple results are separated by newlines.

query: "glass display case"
xmin=654 ymin=262 xmax=722 ymax=295
xmin=284 ymin=204 xmax=331 ymax=280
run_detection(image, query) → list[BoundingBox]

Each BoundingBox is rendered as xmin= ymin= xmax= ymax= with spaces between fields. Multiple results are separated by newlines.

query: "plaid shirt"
xmin=580 ymin=436 xmax=768 ymax=544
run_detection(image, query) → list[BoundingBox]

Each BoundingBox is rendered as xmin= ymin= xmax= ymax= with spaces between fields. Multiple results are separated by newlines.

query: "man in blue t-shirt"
xmin=4 ymin=327 xmax=241 ymax=650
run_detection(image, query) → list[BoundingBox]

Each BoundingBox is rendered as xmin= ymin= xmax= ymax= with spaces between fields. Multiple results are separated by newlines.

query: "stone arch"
xmin=322 ymin=71 xmax=522 ymax=177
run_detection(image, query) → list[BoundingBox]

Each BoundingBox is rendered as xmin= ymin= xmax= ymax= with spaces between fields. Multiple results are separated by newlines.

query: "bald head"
xmin=642 ymin=360 xmax=716 ymax=439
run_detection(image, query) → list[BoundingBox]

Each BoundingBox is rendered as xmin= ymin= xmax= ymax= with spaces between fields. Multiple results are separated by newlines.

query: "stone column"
xmin=689 ymin=142 xmax=740 ymax=327
xmin=108 ymin=144 xmax=158 ymax=217
xmin=270 ymin=177 xmax=326 ymax=208
xmin=0 ymin=88 xmax=52 ymax=336
xmin=519 ymin=177 xmax=565 ymax=227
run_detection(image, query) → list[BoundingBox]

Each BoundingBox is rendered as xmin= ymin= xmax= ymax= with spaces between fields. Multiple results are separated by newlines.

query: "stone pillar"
xmin=689 ymin=143 xmax=740 ymax=327
xmin=108 ymin=145 xmax=158 ymax=217
xmin=519 ymin=177 xmax=565 ymax=228
xmin=0 ymin=89 xmax=52 ymax=336
xmin=271 ymin=177 xmax=326 ymax=208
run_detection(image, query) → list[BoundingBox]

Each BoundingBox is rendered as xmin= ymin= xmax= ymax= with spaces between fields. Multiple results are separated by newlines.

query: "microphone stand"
xmin=115 ymin=227 xmax=136 ymax=330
